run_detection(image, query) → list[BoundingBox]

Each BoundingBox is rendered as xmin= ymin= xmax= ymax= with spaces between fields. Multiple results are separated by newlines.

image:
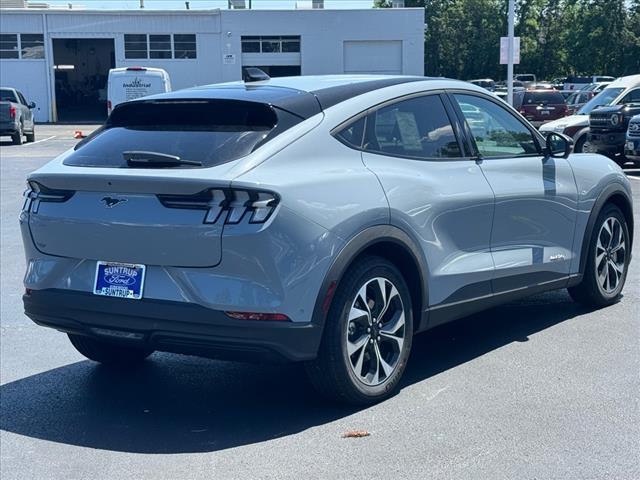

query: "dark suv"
xmin=589 ymin=102 xmax=640 ymax=166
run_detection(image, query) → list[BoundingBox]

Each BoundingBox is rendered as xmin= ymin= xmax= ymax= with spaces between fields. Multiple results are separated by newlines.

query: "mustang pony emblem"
xmin=101 ymin=197 xmax=128 ymax=208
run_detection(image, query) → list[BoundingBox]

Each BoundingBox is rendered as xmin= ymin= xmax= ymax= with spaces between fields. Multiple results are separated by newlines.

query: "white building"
xmin=0 ymin=6 xmax=424 ymax=122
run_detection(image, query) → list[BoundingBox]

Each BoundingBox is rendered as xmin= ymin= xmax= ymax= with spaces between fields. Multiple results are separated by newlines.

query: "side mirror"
xmin=28 ymin=102 xmax=36 ymax=109
xmin=545 ymin=132 xmax=573 ymax=158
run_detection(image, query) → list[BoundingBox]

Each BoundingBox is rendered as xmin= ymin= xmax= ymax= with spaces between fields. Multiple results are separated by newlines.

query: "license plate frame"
xmin=93 ymin=261 xmax=146 ymax=300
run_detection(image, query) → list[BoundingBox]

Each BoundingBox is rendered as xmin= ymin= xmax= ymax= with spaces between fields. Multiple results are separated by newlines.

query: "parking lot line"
xmin=23 ymin=135 xmax=56 ymax=146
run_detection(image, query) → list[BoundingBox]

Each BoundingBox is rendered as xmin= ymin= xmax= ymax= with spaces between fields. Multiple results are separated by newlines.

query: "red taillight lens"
xmin=126 ymin=66 xmax=147 ymax=71
xmin=9 ymin=105 xmax=16 ymax=118
xmin=225 ymin=312 xmax=290 ymax=321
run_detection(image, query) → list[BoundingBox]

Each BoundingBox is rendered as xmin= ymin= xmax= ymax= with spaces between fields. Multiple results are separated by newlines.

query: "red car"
xmin=518 ymin=90 xmax=568 ymax=127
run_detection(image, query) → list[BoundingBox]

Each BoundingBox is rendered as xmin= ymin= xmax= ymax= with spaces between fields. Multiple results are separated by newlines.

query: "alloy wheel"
xmin=595 ymin=216 xmax=626 ymax=294
xmin=345 ymin=277 xmax=406 ymax=386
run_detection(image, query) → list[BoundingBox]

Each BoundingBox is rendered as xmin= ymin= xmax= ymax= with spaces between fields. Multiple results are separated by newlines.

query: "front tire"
xmin=68 ymin=333 xmax=154 ymax=367
xmin=568 ymin=204 xmax=630 ymax=308
xmin=306 ymin=256 xmax=413 ymax=405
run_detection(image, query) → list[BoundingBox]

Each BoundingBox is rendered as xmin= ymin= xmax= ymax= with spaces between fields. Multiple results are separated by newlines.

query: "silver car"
xmin=21 ymin=75 xmax=634 ymax=405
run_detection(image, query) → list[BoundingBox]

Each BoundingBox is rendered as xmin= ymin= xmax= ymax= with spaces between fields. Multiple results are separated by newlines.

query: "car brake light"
xmin=107 ymin=100 xmax=112 ymax=114
xmin=23 ymin=181 xmax=75 ymax=214
xmin=126 ymin=66 xmax=147 ymax=71
xmin=225 ymin=311 xmax=290 ymax=321
xmin=9 ymin=105 xmax=16 ymax=118
xmin=158 ymin=188 xmax=279 ymax=225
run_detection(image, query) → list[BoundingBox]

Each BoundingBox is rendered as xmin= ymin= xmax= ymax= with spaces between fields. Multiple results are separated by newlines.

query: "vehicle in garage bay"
xmin=0 ymin=87 xmax=36 ymax=145
xmin=541 ymin=74 xmax=640 ymax=152
xmin=21 ymin=74 xmax=634 ymax=405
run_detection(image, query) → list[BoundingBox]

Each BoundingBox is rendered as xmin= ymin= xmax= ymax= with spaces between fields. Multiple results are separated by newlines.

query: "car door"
xmin=359 ymin=92 xmax=496 ymax=314
xmin=450 ymin=92 xmax=579 ymax=293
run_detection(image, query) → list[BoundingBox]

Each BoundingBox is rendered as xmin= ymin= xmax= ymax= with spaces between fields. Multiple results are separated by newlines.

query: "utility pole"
xmin=507 ymin=0 xmax=515 ymax=106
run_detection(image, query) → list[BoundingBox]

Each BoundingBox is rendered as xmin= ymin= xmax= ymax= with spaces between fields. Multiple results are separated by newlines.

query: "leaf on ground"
xmin=341 ymin=430 xmax=370 ymax=438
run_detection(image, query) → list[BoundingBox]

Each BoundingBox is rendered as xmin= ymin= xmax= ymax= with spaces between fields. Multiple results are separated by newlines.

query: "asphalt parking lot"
xmin=1 ymin=125 xmax=639 ymax=480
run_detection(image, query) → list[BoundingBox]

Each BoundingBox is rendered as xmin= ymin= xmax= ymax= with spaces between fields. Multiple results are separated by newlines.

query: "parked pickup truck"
xmin=588 ymin=103 xmax=640 ymax=166
xmin=0 ymin=87 xmax=36 ymax=145
xmin=624 ymin=114 xmax=640 ymax=166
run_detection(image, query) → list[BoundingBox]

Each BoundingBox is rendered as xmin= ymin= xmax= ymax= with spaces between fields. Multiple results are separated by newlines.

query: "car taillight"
xmin=158 ymin=188 xmax=279 ymax=225
xmin=9 ymin=105 xmax=16 ymax=119
xmin=23 ymin=181 xmax=75 ymax=213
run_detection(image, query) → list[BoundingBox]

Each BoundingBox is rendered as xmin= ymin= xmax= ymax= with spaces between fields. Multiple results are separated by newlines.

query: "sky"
xmin=42 ymin=0 xmax=376 ymax=9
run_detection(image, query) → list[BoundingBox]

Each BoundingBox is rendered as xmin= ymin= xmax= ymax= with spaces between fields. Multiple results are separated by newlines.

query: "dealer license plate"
xmin=93 ymin=261 xmax=146 ymax=300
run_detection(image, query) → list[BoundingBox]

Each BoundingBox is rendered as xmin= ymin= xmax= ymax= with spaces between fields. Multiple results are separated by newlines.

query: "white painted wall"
xmin=0 ymin=8 xmax=424 ymax=122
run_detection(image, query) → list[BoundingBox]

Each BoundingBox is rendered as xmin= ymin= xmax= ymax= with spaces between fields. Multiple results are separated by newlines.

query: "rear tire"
xmin=25 ymin=128 xmax=35 ymax=143
xmin=568 ymin=204 xmax=630 ymax=308
xmin=68 ymin=334 xmax=154 ymax=366
xmin=11 ymin=123 xmax=23 ymax=145
xmin=305 ymin=256 xmax=413 ymax=405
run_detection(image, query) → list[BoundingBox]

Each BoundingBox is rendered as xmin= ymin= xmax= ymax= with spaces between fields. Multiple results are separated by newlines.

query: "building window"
xmin=149 ymin=34 xmax=171 ymax=59
xmin=241 ymin=35 xmax=300 ymax=54
xmin=124 ymin=34 xmax=148 ymax=59
xmin=173 ymin=34 xmax=196 ymax=59
xmin=0 ymin=34 xmax=19 ymax=59
xmin=20 ymin=34 xmax=44 ymax=59
xmin=0 ymin=34 xmax=45 ymax=59
xmin=124 ymin=34 xmax=196 ymax=60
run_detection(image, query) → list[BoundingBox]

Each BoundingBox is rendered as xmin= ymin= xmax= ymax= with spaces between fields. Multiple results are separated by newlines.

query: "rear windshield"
xmin=0 ymin=89 xmax=17 ymax=103
xmin=64 ymin=99 xmax=289 ymax=168
xmin=523 ymin=91 xmax=565 ymax=105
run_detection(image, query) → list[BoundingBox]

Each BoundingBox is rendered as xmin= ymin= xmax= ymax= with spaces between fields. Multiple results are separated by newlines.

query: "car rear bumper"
xmin=24 ymin=289 xmax=323 ymax=363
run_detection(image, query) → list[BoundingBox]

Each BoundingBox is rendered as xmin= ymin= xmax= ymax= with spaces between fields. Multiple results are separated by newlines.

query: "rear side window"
xmin=334 ymin=116 xmax=365 ymax=148
xmin=363 ymin=95 xmax=462 ymax=160
xmin=524 ymin=91 xmax=565 ymax=104
xmin=65 ymin=100 xmax=291 ymax=168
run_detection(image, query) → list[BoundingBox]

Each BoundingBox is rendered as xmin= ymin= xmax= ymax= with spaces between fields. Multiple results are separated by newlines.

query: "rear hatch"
xmin=26 ymin=98 xmax=296 ymax=267
xmin=520 ymin=90 xmax=567 ymax=122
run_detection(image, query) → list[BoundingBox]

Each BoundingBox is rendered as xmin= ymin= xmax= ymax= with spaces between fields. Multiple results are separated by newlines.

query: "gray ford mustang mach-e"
xmin=21 ymin=75 xmax=633 ymax=405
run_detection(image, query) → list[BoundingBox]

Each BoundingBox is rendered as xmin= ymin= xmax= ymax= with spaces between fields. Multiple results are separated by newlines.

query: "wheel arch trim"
xmin=311 ymin=224 xmax=429 ymax=336
xmin=578 ymin=182 xmax=634 ymax=275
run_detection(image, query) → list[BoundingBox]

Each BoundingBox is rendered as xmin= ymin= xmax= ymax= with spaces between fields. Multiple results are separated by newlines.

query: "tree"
xmin=375 ymin=0 xmax=638 ymax=79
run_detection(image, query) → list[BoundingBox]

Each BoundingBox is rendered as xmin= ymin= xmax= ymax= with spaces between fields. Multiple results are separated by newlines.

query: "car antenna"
xmin=243 ymin=67 xmax=270 ymax=83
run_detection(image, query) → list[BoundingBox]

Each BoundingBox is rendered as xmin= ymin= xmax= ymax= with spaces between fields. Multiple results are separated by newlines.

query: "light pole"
xmin=507 ymin=0 xmax=515 ymax=106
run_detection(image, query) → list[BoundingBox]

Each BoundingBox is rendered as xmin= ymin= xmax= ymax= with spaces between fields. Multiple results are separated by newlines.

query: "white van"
xmin=107 ymin=67 xmax=171 ymax=115
xmin=541 ymin=74 xmax=640 ymax=152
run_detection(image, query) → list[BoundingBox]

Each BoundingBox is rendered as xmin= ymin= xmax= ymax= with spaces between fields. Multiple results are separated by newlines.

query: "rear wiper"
xmin=122 ymin=151 xmax=202 ymax=167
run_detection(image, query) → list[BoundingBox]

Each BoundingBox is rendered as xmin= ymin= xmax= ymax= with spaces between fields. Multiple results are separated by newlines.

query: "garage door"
xmin=343 ymin=40 xmax=402 ymax=75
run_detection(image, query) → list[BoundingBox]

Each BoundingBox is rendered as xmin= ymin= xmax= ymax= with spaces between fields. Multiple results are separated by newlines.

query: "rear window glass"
xmin=523 ymin=92 xmax=565 ymax=104
xmin=0 ymin=89 xmax=17 ymax=102
xmin=65 ymin=100 xmax=285 ymax=168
